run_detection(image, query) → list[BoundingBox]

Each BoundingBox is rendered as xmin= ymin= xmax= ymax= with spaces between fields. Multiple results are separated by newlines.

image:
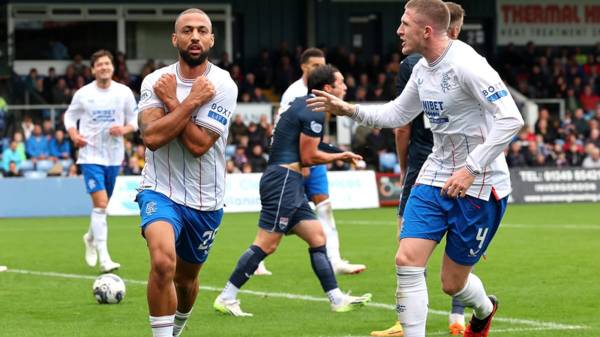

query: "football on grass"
xmin=93 ymin=273 xmax=126 ymax=304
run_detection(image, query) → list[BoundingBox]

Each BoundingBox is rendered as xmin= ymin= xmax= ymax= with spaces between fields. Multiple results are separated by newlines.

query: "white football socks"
xmin=220 ymin=281 xmax=240 ymax=301
xmin=149 ymin=315 xmax=174 ymax=337
xmin=315 ymin=199 xmax=342 ymax=264
xmin=396 ymin=265 xmax=428 ymax=337
xmin=326 ymin=288 xmax=345 ymax=305
xmin=449 ymin=313 xmax=465 ymax=325
xmin=90 ymin=208 xmax=111 ymax=264
xmin=453 ymin=273 xmax=493 ymax=319
xmin=173 ymin=309 xmax=192 ymax=337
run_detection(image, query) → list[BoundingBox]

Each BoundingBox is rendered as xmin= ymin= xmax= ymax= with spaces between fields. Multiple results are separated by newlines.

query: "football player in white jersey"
xmin=135 ymin=8 xmax=237 ymax=337
xmin=64 ymin=49 xmax=138 ymax=273
xmin=371 ymin=3 xmax=468 ymax=336
xmin=258 ymin=48 xmax=365 ymax=276
xmin=308 ymin=0 xmax=524 ymax=336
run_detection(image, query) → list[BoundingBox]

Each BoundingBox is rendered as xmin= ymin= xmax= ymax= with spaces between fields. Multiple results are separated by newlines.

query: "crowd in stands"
xmin=1 ymin=42 xmax=600 ymax=178
xmin=499 ymin=42 xmax=600 ymax=169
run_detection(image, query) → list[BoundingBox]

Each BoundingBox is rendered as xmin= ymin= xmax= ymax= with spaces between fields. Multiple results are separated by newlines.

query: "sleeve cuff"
xmin=465 ymin=156 xmax=482 ymax=176
xmin=350 ymin=104 xmax=360 ymax=119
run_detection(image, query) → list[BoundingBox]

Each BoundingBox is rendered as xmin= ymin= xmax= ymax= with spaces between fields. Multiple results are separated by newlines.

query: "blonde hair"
xmin=445 ymin=2 xmax=465 ymax=28
xmin=405 ymin=0 xmax=450 ymax=34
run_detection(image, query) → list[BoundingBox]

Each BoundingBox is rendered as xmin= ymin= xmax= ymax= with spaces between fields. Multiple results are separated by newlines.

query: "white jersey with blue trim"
xmin=353 ymin=40 xmax=524 ymax=201
xmin=137 ymin=62 xmax=238 ymax=211
xmin=64 ymin=80 xmax=138 ymax=166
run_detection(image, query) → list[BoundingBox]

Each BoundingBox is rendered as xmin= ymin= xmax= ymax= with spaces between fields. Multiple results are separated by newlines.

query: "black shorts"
xmin=258 ymin=165 xmax=316 ymax=234
xmin=397 ymin=165 xmax=421 ymax=217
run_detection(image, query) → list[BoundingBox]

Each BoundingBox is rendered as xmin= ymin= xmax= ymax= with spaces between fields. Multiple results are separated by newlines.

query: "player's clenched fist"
xmin=71 ymin=133 xmax=88 ymax=148
xmin=153 ymin=74 xmax=178 ymax=108
xmin=189 ymin=76 xmax=215 ymax=106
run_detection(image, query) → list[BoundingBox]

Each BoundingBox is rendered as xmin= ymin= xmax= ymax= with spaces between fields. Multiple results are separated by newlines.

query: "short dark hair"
xmin=90 ymin=49 xmax=114 ymax=67
xmin=175 ymin=8 xmax=211 ymax=32
xmin=300 ymin=48 xmax=325 ymax=65
xmin=307 ymin=64 xmax=337 ymax=92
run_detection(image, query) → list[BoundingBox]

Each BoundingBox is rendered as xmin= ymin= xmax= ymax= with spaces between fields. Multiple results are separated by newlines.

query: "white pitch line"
xmin=5 ymin=268 xmax=588 ymax=331
xmin=320 ymin=326 xmax=588 ymax=337
xmin=337 ymin=220 xmax=600 ymax=230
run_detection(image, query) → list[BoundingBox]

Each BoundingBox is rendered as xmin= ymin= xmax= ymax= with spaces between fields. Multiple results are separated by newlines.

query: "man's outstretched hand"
xmin=306 ymin=89 xmax=354 ymax=116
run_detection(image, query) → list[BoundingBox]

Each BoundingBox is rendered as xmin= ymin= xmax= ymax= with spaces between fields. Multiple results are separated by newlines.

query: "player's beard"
xmin=179 ymin=48 xmax=209 ymax=68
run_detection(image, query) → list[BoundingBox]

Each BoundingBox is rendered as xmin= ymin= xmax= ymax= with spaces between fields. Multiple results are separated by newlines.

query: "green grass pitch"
xmin=1 ymin=203 xmax=599 ymax=337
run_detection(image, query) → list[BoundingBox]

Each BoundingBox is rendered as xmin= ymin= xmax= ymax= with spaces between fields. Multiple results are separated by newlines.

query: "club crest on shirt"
xmin=440 ymin=70 xmax=459 ymax=93
xmin=145 ymin=201 xmax=157 ymax=216
xmin=310 ymin=121 xmax=323 ymax=133
xmin=140 ymin=89 xmax=152 ymax=102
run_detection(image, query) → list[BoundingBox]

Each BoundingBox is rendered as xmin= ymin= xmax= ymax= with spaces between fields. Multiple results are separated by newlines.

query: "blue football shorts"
xmin=258 ymin=165 xmax=316 ymax=234
xmin=401 ymin=184 xmax=508 ymax=266
xmin=304 ymin=164 xmax=329 ymax=199
xmin=80 ymin=164 xmax=120 ymax=198
xmin=136 ymin=189 xmax=223 ymax=264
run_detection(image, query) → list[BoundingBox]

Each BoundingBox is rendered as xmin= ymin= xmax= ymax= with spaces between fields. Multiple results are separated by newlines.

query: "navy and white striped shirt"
xmin=137 ymin=62 xmax=238 ymax=210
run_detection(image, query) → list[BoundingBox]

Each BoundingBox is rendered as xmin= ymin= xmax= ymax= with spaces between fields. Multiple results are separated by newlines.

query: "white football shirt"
xmin=277 ymin=78 xmax=307 ymax=120
xmin=64 ymin=80 xmax=138 ymax=166
xmin=353 ymin=40 xmax=524 ymax=200
xmin=137 ymin=62 xmax=238 ymax=211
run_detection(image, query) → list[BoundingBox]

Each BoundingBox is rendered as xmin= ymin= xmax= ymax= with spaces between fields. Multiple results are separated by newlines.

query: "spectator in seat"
xmin=241 ymin=162 xmax=253 ymax=173
xmin=588 ymin=128 xmax=600 ymax=148
xmin=67 ymin=163 xmax=79 ymax=176
xmin=5 ymin=161 xmax=22 ymax=177
xmin=2 ymin=141 xmax=22 ymax=174
xmin=536 ymin=118 xmax=558 ymax=144
xmin=566 ymin=142 xmax=585 ymax=166
xmin=506 ymin=142 xmax=527 ymax=167
xmin=247 ymin=122 xmax=268 ymax=150
xmin=565 ymin=89 xmax=581 ymax=113
xmin=580 ymin=85 xmax=600 ymax=114
xmin=64 ymin=65 xmax=77 ymax=89
xmin=248 ymin=144 xmax=268 ymax=173
xmin=42 ymin=119 xmax=54 ymax=140
xmin=51 ymin=78 xmax=71 ymax=104
xmin=12 ymin=132 xmax=27 ymax=162
xmin=49 ymin=129 xmax=72 ymax=169
xmin=572 ymin=108 xmax=590 ymax=138
xmin=43 ymin=67 xmax=59 ymax=102
xmin=26 ymin=124 xmax=50 ymax=164
xmin=523 ymin=140 xmax=539 ymax=166
xmin=258 ymin=114 xmax=273 ymax=139
xmin=240 ymin=73 xmax=257 ymax=99
xmin=233 ymin=146 xmax=248 ymax=170
xmin=253 ymin=88 xmax=269 ymax=103
xmin=226 ymin=159 xmax=240 ymax=174
xmin=582 ymin=146 xmax=600 ymax=168
xmin=229 ymin=114 xmax=248 ymax=145
xmin=124 ymin=156 xmax=142 ymax=175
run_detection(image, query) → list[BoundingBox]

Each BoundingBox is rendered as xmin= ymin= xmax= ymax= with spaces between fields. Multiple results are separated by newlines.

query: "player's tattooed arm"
xmin=138 ymin=107 xmax=175 ymax=151
xmin=179 ymin=123 xmax=220 ymax=157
